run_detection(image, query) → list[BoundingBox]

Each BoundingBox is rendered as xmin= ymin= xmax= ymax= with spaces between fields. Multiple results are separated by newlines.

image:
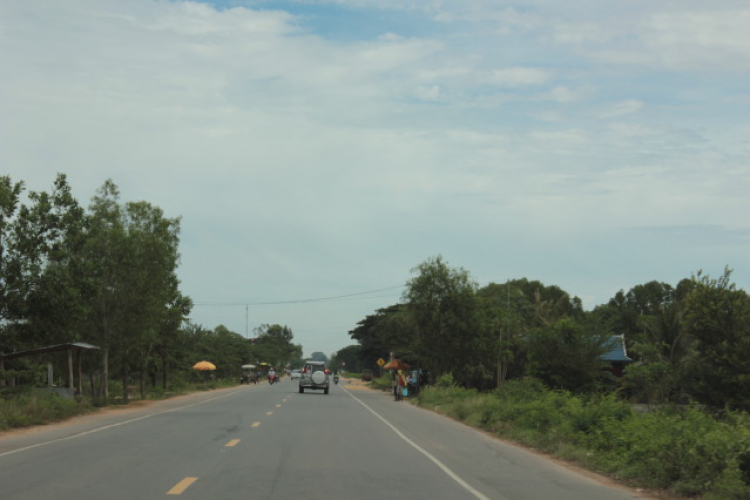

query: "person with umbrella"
xmin=383 ymin=358 xmax=410 ymax=401
xmin=395 ymin=369 xmax=408 ymax=401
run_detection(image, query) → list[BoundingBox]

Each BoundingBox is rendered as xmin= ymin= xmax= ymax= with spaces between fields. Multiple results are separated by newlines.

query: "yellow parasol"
xmin=192 ymin=361 xmax=217 ymax=371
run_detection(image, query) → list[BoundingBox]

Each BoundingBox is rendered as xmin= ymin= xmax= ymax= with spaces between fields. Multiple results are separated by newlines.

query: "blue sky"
xmin=2 ymin=0 xmax=749 ymax=357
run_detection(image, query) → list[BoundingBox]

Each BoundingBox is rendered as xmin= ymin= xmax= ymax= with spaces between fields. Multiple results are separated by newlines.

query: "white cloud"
xmin=414 ymin=85 xmax=441 ymax=101
xmin=597 ymin=100 xmax=645 ymax=118
xmin=2 ymin=0 xmax=750 ymax=352
xmin=642 ymin=9 xmax=750 ymax=70
xmin=482 ymin=67 xmax=550 ymax=87
xmin=537 ymin=85 xmax=593 ymax=103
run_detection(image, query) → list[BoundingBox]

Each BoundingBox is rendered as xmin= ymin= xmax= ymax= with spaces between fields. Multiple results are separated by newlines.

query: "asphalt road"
xmin=0 ymin=378 xmax=647 ymax=500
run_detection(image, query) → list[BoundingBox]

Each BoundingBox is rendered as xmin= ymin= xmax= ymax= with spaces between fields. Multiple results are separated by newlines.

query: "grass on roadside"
xmin=414 ymin=376 xmax=750 ymax=500
xmin=0 ymin=388 xmax=95 ymax=431
xmin=0 ymin=378 xmax=242 ymax=432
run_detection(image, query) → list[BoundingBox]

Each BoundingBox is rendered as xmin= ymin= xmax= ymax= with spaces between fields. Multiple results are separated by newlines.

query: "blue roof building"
xmin=602 ymin=334 xmax=632 ymax=377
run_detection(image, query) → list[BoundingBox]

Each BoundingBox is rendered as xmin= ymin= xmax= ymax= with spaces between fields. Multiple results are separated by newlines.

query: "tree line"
xmin=1 ymin=174 xmax=301 ymax=404
xmin=343 ymin=255 xmax=750 ymax=410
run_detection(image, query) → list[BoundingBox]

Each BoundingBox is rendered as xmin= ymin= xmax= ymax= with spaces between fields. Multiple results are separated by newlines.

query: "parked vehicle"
xmin=241 ymin=365 xmax=258 ymax=384
xmin=362 ymin=369 xmax=373 ymax=381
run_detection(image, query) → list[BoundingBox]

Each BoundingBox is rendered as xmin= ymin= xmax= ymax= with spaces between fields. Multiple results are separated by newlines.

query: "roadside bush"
xmin=435 ymin=372 xmax=456 ymax=388
xmin=589 ymin=406 xmax=750 ymax=497
xmin=414 ymin=378 xmax=750 ymax=498
xmin=0 ymin=390 xmax=94 ymax=431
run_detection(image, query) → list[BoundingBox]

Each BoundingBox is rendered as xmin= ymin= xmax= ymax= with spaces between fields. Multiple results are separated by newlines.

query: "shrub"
xmin=0 ymin=390 xmax=94 ymax=431
xmin=436 ymin=372 xmax=456 ymax=388
xmin=414 ymin=378 xmax=750 ymax=498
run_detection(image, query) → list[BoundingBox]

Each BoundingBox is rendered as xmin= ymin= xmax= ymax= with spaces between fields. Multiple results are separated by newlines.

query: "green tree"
xmin=81 ymin=180 xmax=129 ymax=403
xmin=682 ymin=268 xmax=750 ymax=409
xmin=20 ymin=174 xmax=88 ymax=347
xmin=251 ymin=324 xmax=301 ymax=369
xmin=78 ymin=181 xmax=188 ymax=402
xmin=330 ymin=345 xmax=363 ymax=372
xmin=349 ymin=303 xmax=413 ymax=371
xmin=525 ymin=317 xmax=610 ymax=392
xmin=309 ymin=351 xmax=328 ymax=363
xmin=119 ymin=200 xmax=185 ymax=399
xmin=0 ymin=176 xmax=26 ymax=352
xmin=404 ymin=256 xmax=478 ymax=384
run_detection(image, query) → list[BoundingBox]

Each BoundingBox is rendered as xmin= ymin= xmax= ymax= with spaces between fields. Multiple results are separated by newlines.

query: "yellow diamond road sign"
xmin=377 ymin=358 xmax=385 ymax=366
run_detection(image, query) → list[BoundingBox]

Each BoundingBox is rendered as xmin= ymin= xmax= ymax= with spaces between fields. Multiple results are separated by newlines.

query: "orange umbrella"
xmin=382 ymin=358 xmax=410 ymax=371
xmin=192 ymin=361 xmax=217 ymax=371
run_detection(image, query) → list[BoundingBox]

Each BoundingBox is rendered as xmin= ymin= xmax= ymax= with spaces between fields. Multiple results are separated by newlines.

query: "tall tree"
xmin=119 ymin=200 xmax=184 ymax=399
xmin=525 ymin=317 xmax=610 ymax=392
xmin=682 ymin=268 xmax=750 ymax=409
xmin=18 ymin=174 xmax=88 ymax=347
xmin=330 ymin=345 xmax=363 ymax=372
xmin=252 ymin=324 xmax=301 ymax=368
xmin=82 ymin=180 xmax=127 ymax=403
xmin=349 ymin=304 xmax=413 ymax=370
xmin=404 ymin=256 xmax=478 ymax=383
xmin=0 ymin=176 xmax=25 ymax=351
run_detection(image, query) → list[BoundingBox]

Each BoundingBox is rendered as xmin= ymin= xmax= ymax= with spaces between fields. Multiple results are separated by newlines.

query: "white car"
xmin=290 ymin=369 xmax=301 ymax=380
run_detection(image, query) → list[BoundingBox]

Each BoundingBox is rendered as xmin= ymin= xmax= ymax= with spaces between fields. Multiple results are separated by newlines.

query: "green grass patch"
xmin=414 ymin=378 xmax=750 ymax=499
xmin=0 ymin=389 xmax=96 ymax=431
xmin=0 ymin=377 xmax=244 ymax=432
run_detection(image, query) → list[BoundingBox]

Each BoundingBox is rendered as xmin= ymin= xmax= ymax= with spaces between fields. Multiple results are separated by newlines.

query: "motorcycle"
xmin=333 ymin=375 xmax=339 ymax=385
xmin=268 ymin=373 xmax=279 ymax=385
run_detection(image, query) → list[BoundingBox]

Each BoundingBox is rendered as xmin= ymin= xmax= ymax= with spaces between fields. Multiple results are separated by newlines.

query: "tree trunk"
xmin=122 ymin=362 xmax=130 ymax=403
xmin=161 ymin=351 xmax=169 ymax=390
xmin=102 ymin=348 xmax=109 ymax=405
xmin=89 ymin=370 xmax=99 ymax=406
xmin=76 ymin=349 xmax=83 ymax=395
xmin=67 ymin=348 xmax=74 ymax=389
xmin=140 ymin=358 xmax=148 ymax=400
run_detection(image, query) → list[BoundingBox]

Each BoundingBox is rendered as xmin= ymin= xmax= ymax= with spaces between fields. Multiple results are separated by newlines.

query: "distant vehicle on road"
xmin=290 ymin=369 xmax=301 ymax=380
xmin=361 ymin=369 xmax=373 ymax=381
xmin=299 ymin=361 xmax=329 ymax=394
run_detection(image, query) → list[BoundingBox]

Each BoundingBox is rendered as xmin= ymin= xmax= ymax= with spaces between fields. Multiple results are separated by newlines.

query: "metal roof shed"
xmin=1 ymin=342 xmax=100 ymax=395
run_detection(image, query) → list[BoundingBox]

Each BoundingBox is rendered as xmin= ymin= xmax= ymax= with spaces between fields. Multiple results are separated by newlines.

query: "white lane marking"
xmin=0 ymin=388 xmax=248 ymax=458
xmin=342 ymin=386 xmax=491 ymax=500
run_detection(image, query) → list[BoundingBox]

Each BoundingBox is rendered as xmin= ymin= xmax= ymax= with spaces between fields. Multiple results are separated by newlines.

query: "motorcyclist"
xmin=268 ymin=368 xmax=277 ymax=384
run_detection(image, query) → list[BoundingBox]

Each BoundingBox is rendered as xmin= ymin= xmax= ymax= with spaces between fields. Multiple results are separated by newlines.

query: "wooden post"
xmin=77 ymin=349 xmax=83 ymax=395
xmin=68 ymin=348 xmax=74 ymax=389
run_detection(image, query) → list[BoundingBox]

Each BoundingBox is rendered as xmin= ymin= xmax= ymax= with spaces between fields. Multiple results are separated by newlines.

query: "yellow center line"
xmin=276 ymin=404 xmax=282 ymax=408
xmin=167 ymin=477 xmax=198 ymax=495
xmin=225 ymin=439 xmax=241 ymax=447
xmin=251 ymin=422 xmax=261 ymax=427
xmin=266 ymin=411 xmax=274 ymax=415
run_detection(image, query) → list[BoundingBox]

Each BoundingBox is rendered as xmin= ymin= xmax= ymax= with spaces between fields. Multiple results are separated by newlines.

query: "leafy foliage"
xmin=416 ymin=380 xmax=750 ymax=498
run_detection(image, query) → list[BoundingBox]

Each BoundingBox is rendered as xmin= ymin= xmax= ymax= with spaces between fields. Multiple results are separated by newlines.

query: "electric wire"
xmin=193 ymin=284 xmax=405 ymax=307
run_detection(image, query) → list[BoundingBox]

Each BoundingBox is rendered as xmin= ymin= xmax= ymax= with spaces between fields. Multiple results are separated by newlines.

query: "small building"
xmin=1 ymin=342 xmax=100 ymax=397
xmin=601 ymin=334 xmax=632 ymax=377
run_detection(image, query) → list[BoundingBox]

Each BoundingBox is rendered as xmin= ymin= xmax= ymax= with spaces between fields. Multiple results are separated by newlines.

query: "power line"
xmin=193 ymin=285 xmax=405 ymax=307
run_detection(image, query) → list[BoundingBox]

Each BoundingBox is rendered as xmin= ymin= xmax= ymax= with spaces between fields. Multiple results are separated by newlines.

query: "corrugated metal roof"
xmin=601 ymin=335 xmax=632 ymax=363
xmin=1 ymin=342 xmax=100 ymax=360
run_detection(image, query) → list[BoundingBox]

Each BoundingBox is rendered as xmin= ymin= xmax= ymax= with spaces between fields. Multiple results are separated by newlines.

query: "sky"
xmin=2 ymin=0 xmax=749 ymax=358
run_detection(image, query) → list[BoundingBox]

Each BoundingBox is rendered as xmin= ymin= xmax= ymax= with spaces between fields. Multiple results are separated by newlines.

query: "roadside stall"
xmin=241 ymin=364 xmax=257 ymax=384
